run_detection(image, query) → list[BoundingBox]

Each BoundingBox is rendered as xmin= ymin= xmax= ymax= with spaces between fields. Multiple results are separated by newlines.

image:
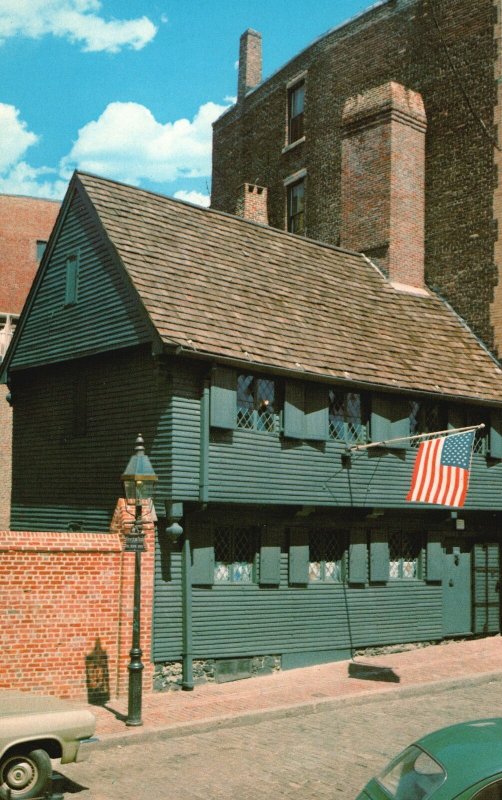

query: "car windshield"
xmin=377 ymin=745 xmax=446 ymax=800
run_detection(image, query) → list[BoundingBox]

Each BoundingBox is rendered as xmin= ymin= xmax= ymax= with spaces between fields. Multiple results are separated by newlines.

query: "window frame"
xmin=308 ymin=528 xmax=347 ymax=584
xmin=388 ymin=530 xmax=424 ymax=581
xmin=213 ymin=525 xmax=259 ymax=584
xmin=329 ymin=388 xmax=369 ymax=444
xmin=287 ymin=178 xmax=305 ymax=236
xmin=409 ymin=399 xmax=447 ymax=448
xmin=236 ymin=373 xmax=280 ymax=434
xmin=288 ymin=80 xmax=305 ymax=144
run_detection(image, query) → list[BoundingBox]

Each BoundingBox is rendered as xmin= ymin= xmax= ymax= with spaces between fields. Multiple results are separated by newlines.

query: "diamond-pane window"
xmin=309 ymin=529 xmax=346 ymax=582
xmin=389 ymin=531 xmax=423 ymax=579
xmin=410 ymin=401 xmax=447 ymax=448
xmin=237 ymin=374 xmax=279 ymax=433
xmin=454 ymin=406 xmax=490 ymax=455
xmin=214 ymin=526 xmax=258 ymax=583
xmin=329 ymin=390 xmax=367 ymax=444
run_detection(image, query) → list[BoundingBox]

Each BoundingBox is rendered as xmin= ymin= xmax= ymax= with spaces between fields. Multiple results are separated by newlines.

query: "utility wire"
xmin=428 ymin=0 xmax=501 ymax=151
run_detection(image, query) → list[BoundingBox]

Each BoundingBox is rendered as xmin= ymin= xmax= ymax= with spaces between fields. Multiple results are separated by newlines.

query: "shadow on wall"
xmin=85 ymin=638 xmax=110 ymax=705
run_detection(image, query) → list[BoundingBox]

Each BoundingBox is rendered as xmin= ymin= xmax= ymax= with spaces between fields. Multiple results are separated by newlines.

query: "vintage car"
xmin=357 ymin=719 xmax=502 ymax=800
xmin=0 ymin=691 xmax=96 ymax=799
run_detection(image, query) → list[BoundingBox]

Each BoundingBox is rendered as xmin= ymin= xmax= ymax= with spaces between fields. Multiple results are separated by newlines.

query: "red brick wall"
xmin=0 ymin=500 xmax=155 ymax=700
xmin=212 ymin=0 xmax=497 ymax=349
xmin=0 ymin=195 xmax=60 ymax=314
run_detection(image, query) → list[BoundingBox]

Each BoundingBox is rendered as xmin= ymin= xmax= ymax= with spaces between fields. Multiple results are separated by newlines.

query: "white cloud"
xmin=62 ymin=100 xmax=229 ymax=184
xmin=174 ymin=190 xmax=210 ymax=208
xmin=0 ymin=162 xmax=67 ymax=199
xmin=0 ymin=104 xmax=38 ymax=172
xmin=0 ymin=0 xmax=157 ymax=53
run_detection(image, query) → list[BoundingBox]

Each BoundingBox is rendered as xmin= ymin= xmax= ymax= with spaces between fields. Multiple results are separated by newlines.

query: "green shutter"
xmin=190 ymin=522 xmax=214 ymax=586
xmin=371 ymin=396 xmax=409 ymax=449
xmin=304 ymin=383 xmax=329 ymax=441
xmin=284 ymin=381 xmax=305 ymax=439
xmin=259 ymin=524 xmax=282 ymax=585
xmin=289 ymin=527 xmax=309 ymax=584
xmin=210 ymin=367 xmax=236 ymax=430
xmin=490 ymin=410 xmax=502 ymax=459
xmin=369 ymin=531 xmax=389 ymax=582
xmin=349 ymin=529 xmax=367 ymax=584
xmin=426 ymin=534 xmax=443 ymax=582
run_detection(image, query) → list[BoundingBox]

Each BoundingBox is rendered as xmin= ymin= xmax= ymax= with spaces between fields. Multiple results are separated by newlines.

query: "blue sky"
xmin=0 ymin=0 xmax=375 ymax=204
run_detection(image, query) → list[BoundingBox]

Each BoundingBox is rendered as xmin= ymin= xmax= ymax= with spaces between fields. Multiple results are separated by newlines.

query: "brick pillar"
xmin=341 ymin=82 xmax=427 ymax=289
xmin=238 ymin=29 xmax=262 ymax=102
xmin=236 ymin=183 xmax=268 ymax=225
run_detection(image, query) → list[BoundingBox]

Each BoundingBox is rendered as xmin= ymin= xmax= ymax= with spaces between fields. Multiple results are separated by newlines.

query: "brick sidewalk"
xmin=89 ymin=636 xmax=502 ymax=747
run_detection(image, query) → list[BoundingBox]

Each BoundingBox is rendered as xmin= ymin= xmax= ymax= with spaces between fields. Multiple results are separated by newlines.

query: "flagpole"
xmin=348 ymin=423 xmax=485 ymax=453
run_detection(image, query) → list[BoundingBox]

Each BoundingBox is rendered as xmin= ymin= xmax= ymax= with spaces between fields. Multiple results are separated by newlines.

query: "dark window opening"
xmin=237 ymin=374 xmax=279 ymax=433
xmin=329 ymin=389 xmax=368 ymax=444
xmin=309 ymin=529 xmax=346 ymax=582
xmin=287 ymin=179 xmax=305 ymax=235
xmin=288 ymin=81 xmax=304 ymax=143
xmin=409 ymin=400 xmax=447 ymax=447
xmin=36 ymin=240 xmax=47 ymax=261
xmin=389 ymin=531 xmax=424 ymax=579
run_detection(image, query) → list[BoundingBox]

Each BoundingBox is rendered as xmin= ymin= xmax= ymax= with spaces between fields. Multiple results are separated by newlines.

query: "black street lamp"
xmin=121 ymin=434 xmax=158 ymax=727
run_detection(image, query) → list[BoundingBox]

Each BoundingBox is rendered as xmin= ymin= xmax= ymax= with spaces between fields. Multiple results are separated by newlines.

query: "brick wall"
xmin=0 ymin=500 xmax=155 ymax=700
xmin=0 ymin=194 xmax=60 ymax=313
xmin=212 ymin=0 xmax=498 ymax=350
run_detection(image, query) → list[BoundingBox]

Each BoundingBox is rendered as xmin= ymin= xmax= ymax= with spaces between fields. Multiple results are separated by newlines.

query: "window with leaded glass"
xmin=456 ymin=406 xmax=490 ymax=455
xmin=288 ymin=81 xmax=304 ymax=143
xmin=214 ymin=526 xmax=258 ymax=583
xmin=329 ymin=389 xmax=367 ymax=444
xmin=409 ymin=400 xmax=447 ymax=447
xmin=237 ymin=374 xmax=278 ymax=432
xmin=389 ymin=531 xmax=423 ymax=579
xmin=287 ymin=179 xmax=305 ymax=235
xmin=309 ymin=529 xmax=346 ymax=582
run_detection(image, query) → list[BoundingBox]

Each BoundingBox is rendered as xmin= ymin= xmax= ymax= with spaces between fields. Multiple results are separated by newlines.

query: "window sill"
xmin=282 ymin=136 xmax=306 ymax=154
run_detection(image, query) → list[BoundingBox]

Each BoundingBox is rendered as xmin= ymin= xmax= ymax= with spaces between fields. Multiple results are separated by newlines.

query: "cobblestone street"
xmin=60 ymin=678 xmax=502 ymax=800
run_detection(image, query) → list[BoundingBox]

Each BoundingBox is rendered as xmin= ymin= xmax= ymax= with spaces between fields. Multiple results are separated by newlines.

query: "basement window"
xmin=288 ymin=80 xmax=305 ymax=144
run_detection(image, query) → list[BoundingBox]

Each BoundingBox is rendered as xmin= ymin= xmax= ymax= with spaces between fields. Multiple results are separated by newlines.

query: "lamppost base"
xmin=125 ymin=719 xmax=143 ymax=727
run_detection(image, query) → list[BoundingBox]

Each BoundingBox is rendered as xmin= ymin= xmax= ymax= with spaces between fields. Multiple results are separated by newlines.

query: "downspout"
xmin=181 ymin=530 xmax=193 ymax=690
xmin=199 ymin=380 xmax=210 ymax=503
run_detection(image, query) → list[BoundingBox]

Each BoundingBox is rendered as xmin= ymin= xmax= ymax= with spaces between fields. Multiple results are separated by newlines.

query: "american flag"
xmin=406 ymin=430 xmax=476 ymax=507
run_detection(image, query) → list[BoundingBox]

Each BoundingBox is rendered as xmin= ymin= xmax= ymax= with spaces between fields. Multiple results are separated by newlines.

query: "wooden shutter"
xmin=304 ymin=384 xmax=328 ymax=441
xmin=371 ymin=396 xmax=409 ymax=449
xmin=190 ymin=522 xmax=214 ymax=586
xmin=369 ymin=531 xmax=389 ymax=582
xmin=259 ymin=525 xmax=282 ymax=586
xmin=426 ymin=534 xmax=443 ymax=582
xmin=283 ymin=381 xmax=305 ymax=439
xmin=349 ymin=529 xmax=367 ymax=584
xmin=210 ymin=367 xmax=236 ymax=430
xmin=490 ymin=410 xmax=502 ymax=459
xmin=288 ymin=527 xmax=309 ymax=584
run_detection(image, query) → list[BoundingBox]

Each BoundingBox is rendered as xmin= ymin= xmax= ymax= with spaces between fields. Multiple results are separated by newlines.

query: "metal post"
xmin=126 ymin=504 xmax=144 ymax=726
xmin=181 ymin=532 xmax=194 ymax=690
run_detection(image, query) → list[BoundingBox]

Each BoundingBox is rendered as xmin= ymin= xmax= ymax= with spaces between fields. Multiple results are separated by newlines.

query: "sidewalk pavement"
xmin=90 ymin=636 xmax=502 ymax=749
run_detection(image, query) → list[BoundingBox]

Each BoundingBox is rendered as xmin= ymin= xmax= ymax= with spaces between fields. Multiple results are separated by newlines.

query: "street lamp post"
xmin=121 ymin=434 xmax=158 ymax=727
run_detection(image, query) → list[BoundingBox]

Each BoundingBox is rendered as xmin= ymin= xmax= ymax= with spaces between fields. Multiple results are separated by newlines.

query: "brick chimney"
xmin=340 ymin=82 xmax=427 ymax=290
xmin=238 ymin=29 xmax=262 ymax=102
xmin=236 ymin=183 xmax=268 ymax=225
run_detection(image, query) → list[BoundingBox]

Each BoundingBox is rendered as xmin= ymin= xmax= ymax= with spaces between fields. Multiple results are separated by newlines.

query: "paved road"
xmin=59 ymin=679 xmax=502 ymax=800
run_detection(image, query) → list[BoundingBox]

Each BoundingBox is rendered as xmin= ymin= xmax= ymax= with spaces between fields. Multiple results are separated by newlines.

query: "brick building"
xmin=0 ymin=195 xmax=60 ymax=529
xmin=211 ymin=0 xmax=502 ymax=354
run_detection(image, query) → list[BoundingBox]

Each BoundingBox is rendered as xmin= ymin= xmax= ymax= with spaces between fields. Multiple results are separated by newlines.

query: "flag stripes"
xmin=406 ymin=430 xmax=475 ymax=508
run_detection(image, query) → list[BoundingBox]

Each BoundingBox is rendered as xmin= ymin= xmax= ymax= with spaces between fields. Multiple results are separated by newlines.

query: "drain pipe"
xmin=165 ymin=502 xmax=193 ymax=690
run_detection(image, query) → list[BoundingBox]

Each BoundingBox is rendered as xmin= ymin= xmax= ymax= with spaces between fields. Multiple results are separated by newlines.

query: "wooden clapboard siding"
xmin=153 ymin=551 xmax=443 ymax=663
xmin=10 ymin=190 xmax=152 ymax=371
xmin=10 ymin=346 xmax=170 ymax=532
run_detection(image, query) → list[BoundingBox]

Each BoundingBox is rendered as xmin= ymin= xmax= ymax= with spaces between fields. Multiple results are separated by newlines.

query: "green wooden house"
xmin=3 ymin=172 xmax=502 ymax=687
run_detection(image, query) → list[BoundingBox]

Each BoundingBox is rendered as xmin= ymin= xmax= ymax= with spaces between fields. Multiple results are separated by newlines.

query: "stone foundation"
xmin=154 ymin=655 xmax=281 ymax=691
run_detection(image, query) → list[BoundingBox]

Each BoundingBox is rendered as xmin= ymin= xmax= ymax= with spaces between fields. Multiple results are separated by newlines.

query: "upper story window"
xmin=456 ymin=405 xmax=490 ymax=454
xmin=329 ymin=389 xmax=368 ymax=444
xmin=36 ymin=240 xmax=47 ymax=261
xmin=288 ymin=80 xmax=305 ymax=144
xmin=237 ymin=374 xmax=279 ymax=433
xmin=287 ymin=179 xmax=305 ymax=236
xmin=214 ymin=525 xmax=258 ymax=583
xmin=309 ymin=529 xmax=346 ymax=582
xmin=64 ymin=252 xmax=80 ymax=307
xmin=409 ymin=400 xmax=447 ymax=447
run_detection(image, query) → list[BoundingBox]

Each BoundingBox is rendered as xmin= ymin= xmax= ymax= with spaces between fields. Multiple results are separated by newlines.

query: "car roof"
xmin=416 ymin=719 xmax=502 ymax=798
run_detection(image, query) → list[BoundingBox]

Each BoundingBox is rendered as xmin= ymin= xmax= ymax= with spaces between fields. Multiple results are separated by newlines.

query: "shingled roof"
xmin=77 ymin=171 xmax=502 ymax=404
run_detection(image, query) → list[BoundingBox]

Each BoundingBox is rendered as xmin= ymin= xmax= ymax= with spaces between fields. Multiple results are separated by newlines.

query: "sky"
xmin=0 ymin=0 xmax=376 ymax=206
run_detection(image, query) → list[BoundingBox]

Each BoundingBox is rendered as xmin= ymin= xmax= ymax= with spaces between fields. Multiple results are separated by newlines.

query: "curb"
xmin=94 ymin=670 xmax=502 ymax=751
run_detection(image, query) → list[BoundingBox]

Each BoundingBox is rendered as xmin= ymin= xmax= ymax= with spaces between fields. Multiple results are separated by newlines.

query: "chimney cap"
xmin=342 ymin=81 xmax=426 ymax=129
